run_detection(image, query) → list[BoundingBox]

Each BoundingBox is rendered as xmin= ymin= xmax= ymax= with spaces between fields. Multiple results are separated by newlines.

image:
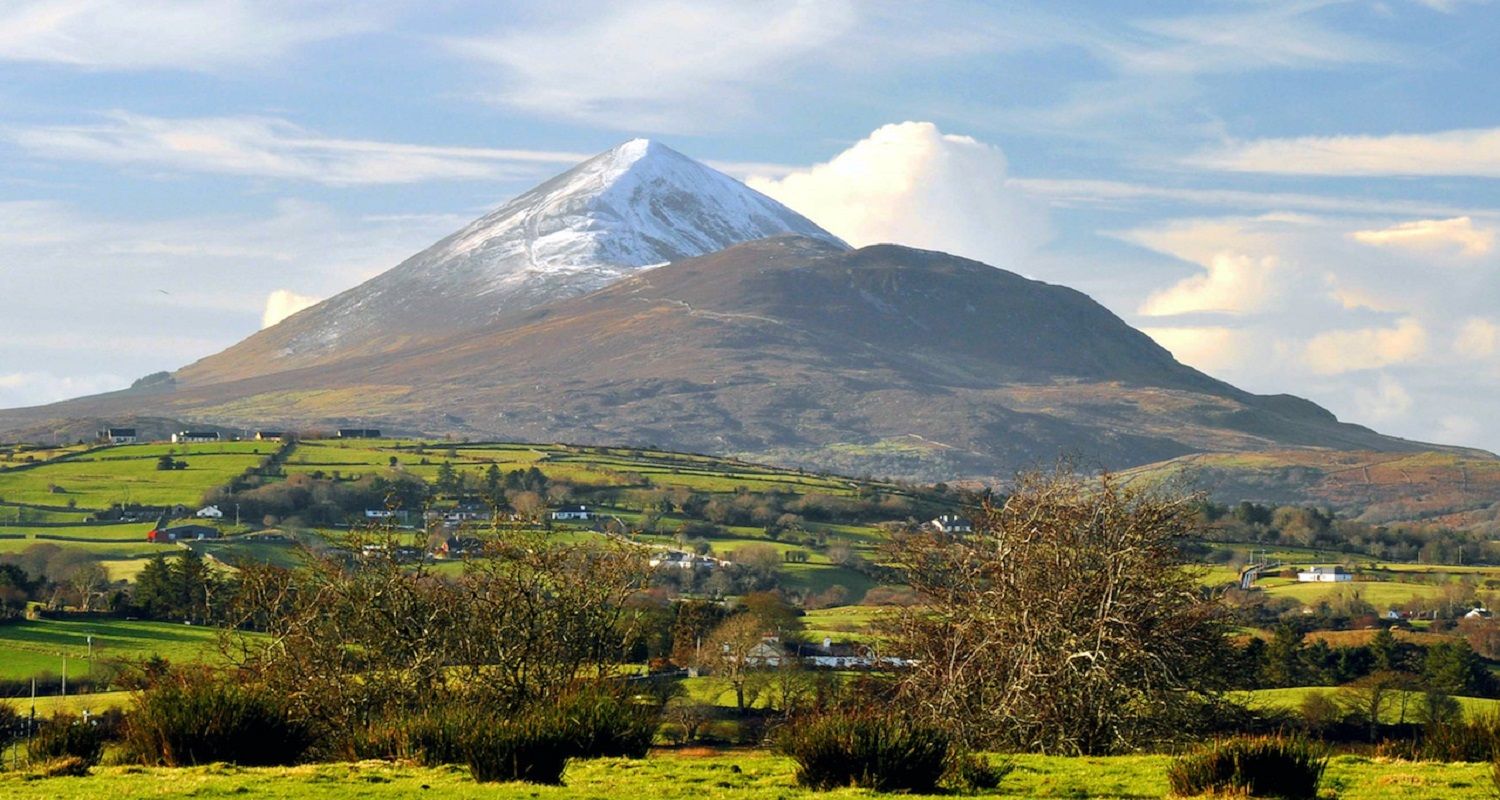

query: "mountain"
xmin=175 ymin=138 xmax=844 ymax=385
xmin=2 ymin=236 xmax=1448 ymax=482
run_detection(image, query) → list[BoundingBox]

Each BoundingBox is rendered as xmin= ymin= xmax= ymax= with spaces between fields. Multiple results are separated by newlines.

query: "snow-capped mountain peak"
xmin=174 ymin=139 xmax=846 ymax=382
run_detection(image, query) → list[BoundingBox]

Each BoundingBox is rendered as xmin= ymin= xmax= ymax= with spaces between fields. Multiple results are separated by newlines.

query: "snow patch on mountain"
xmin=261 ymin=138 xmax=846 ymax=359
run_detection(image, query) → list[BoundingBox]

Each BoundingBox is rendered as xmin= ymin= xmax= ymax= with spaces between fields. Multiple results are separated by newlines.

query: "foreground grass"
xmin=0 ymin=751 xmax=1492 ymax=799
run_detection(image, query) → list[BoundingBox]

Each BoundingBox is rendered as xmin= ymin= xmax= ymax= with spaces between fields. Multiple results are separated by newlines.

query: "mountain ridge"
xmin=0 ymin=236 xmax=1452 ymax=482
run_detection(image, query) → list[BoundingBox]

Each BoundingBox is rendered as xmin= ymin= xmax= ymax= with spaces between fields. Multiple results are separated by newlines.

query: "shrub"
xmin=1412 ymin=712 xmax=1500 ymax=762
xmin=123 ymin=670 xmax=313 ymax=766
xmin=950 ymin=752 xmax=1014 ymax=791
xmin=28 ymin=714 xmax=107 ymax=767
xmin=556 ymin=687 xmax=658 ymax=759
xmin=776 ymin=710 xmax=952 ymax=793
xmin=0 ymin=701 xmax=19 ymax=750
xmin=463 ymin=709 xmax=573 ymax=785
xmin=1167 ymin=736 xmax=1326 ymax=799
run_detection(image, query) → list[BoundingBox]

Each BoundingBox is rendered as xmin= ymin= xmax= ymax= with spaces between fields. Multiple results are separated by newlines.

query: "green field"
xmin=1238 ymin=686 xmax=1500 ymax=722
xmin=0 ymin=618 xmax=226 ymax=681
xmin=1260 ymin=578 xmax=1448 ymax=607
xmin=0 ymin=442 xmax=271 ymax=509
xmin=0 ymin=751 xmax=1491 ymax=799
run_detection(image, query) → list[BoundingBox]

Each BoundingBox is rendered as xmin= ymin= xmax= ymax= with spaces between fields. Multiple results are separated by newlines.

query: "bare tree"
xmin=884 ymin=467 xmax=1229 ymax=754
xmin=700 ymin=613 xmax=772 ymax=715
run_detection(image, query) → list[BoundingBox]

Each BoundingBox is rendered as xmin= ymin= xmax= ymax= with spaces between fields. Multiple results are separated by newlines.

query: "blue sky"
xmin=3 ymin=0 xmax=1500 ymax=452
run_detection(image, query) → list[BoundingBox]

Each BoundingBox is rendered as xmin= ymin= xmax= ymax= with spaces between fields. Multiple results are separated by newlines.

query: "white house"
xmin=102 ymin=427 xmax=137 ymax=445
xmin=929 ymin=514 xmax=973 ymax=534
xmin=195 ymin=505 xmax=223 ymax=519
xmin=364 ymin=509 xmax=396 ymax=519
xmin=649 ymin=550 xmax=723 ymax=570
xmin=1297 ymin=566 xmax=1353 ymax=583
xmin=550 ymin=505 xmax=593 ymax=521
xmin=1466 ymin=607 xmax=1493 ymax=620
xmin=172 ymin=430 xmax=220 ymax=443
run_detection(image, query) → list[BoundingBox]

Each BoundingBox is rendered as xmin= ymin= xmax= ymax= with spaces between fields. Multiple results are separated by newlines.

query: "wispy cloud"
xmin=1012 ymin=177 xmax=1485 ymax=218
xmin=1349 ymin=216 xmax=1495 ymax=257
xmin=0 ymin=371 xmax=127 ymax=408
xmin=0 ymin=0 xmax=378 ymax=70
xmin=448 ymin=0 xmax=859 ymax=131
xmin=8 ymin=113 xmax=591 ymax=185
xmin=1187 ymin=127 xmax=1500 ymax=177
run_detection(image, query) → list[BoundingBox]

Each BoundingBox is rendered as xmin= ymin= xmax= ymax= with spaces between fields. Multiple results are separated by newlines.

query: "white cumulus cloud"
xmin=746 ymin=121 xmax=1048 ymax=269
xmin=1139 ymin=252 xmax=1280 ymax=316
xmin=1353 ymin=374 xmax=1414 ymax=422
xmin=1303 ymin=318 xmax=1428 ymax=374
xmin=1350 ymin=216 xmax=1494 ymax=257
xmin=262 ymin=289 xmax=321 ymax=328
xmin=1455 ymin=318 xmax=1500 ymax=359
xmin=1139 ymin=326 xmax=1249 ymax=373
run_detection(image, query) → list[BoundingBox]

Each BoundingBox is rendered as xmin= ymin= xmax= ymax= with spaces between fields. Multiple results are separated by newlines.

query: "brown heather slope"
xmin=1121 ymin=449 xmax=1500 ymax=526
xmin=0 ymin=236 xmax=1457 ymax=484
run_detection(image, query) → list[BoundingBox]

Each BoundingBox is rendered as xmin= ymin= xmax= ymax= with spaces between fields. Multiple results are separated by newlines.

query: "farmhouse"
xmin=195 ymin=505 xmax=223 ymax=519
xmin=1297 ymin=565 xmax=1352 ymax=583
xmin=147 ymin=523 xmax=220 ymax=543
xmin=254 ymin=430 xmax=285 ymax=441
xmin=648 ymin=550 xmax=722 ymax=570
xmin=435 ymin=535 xmax=484 ymax=558
xmin=101 ymin=427 xmax=137 ymax=444
xmin=338 ymin=428 xmax=382 ymax=439
xmin=172 ymin=430 xmax=220 ymax=443
xmin=550 ymin=504 xmax=593 ymax=521
xmin=929 ymin=514 xmax=973 ymax=534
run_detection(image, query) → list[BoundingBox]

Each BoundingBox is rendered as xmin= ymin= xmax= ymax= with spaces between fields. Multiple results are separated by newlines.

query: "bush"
xmin=464 ymin=709 xmax=573 ymax=785
xmin=556 ymin=687 xmax=658 ymax=759
xmin=356 ymin=688 xmax=657 ymax=783
xmin=354 ymin=708 xmax=471 ymax=766
xmin=124 ymin=670 xmax=313 ymax=766
xmin=28 ymin=714 xmax=107 ymax=767
xmin=1166 ymin=736 xmax=1326 ymax=799
xmin=0 ymin=701 xmax=19 ymax=750
xmin=1410 ymin=712 xmax=1500 ymax=763
xmin=950 ymin=752 xmax=1014 ymax=791
xmin=776 ymin=710 xmax=952 ymax=793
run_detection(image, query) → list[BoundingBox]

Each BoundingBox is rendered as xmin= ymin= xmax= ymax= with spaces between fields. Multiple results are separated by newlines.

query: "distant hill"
xmin=1121 ymin=449 xmax=1500 ymax=530
xmin=1 ymin=235 xmax=1452 ymax=482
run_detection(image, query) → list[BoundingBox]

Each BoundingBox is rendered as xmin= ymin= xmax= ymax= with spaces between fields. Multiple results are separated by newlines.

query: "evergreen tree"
xmin=1369 ymin=626 xmax=1399 ymax=672
xmin=133 ymin=554 xmax=177 ymax=619
xmin=435 ymin=461 xmax=459 ymax=498
xmin=1261 ymin=623 xmax=1305 ymax=688
xmin=173 ymin=548 xmax=214 ymax=624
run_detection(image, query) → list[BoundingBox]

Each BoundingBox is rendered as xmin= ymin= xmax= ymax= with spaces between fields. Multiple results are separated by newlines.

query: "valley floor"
xmin=0 ymin=750 xmax=1492 ymax=799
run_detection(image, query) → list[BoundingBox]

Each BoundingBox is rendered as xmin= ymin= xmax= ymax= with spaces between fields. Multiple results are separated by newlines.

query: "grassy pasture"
xmin=0 ymin=751 xmax=1492 ymax=799
xmin=1237 ymin=686 xmax=1500 ymax=722
xmin=0 ymin=617 xmax=225 ymax=682
xmin=0 ymin=442 xmax=269 ymax=509
xmin=1260 ymin=578 xmax=1448 ymax=607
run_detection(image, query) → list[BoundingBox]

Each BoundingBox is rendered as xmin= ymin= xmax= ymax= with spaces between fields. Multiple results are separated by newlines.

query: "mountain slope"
xmin=175 ymin=139 xmax=844 ymax=385
xmin=8 ymin=236 xmax=1445 ymax=481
